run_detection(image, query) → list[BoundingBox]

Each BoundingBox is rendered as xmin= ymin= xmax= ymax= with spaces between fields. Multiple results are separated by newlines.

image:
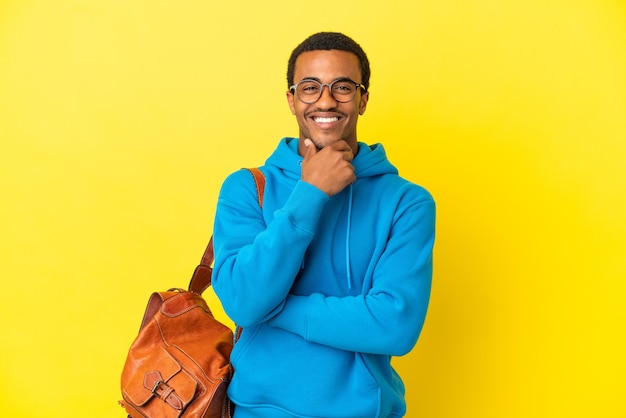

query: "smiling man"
xmin=212 ymin=32 xmax=436 ymax=417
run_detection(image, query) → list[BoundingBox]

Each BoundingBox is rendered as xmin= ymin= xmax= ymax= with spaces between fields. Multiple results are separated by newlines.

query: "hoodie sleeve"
xmin=212 ymin=169 xmax=329 ymax=327
xmin=268 ymin=188 xmax=436 ymax=356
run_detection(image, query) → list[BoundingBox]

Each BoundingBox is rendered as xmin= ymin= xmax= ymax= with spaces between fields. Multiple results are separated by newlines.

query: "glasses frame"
xmin=290 ymin=78 xmax=366 ymax=104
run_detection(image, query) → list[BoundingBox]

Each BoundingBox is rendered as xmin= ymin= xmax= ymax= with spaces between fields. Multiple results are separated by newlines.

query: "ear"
xmin=286 ymin=90 xmax=296 ymax=115
xmin=358 ymin=90 xmax=369 ymax=115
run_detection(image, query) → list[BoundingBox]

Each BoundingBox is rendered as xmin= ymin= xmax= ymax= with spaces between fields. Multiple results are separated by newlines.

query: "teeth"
xmin=314 ymin=117 xmax=339 ymax=123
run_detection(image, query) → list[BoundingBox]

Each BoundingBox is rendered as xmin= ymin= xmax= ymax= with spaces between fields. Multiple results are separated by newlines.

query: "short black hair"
xmin=287 ymin=32 xmax=370 ymax=91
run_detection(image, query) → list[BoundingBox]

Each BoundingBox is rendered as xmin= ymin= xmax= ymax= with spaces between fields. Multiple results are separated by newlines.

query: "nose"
xmin=316 ymin=84 xmax=337 ymax=109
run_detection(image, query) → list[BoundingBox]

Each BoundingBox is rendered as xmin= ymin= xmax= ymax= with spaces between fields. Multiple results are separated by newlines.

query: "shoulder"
xmin=374 ymin=173 xmax=435 ymax=205
xmin=219 ymin=168 xmax=263 ymax=202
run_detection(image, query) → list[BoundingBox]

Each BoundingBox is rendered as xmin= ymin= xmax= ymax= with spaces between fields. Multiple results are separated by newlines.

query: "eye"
xmin=298 ymin=82 xmax=321 ymax=94
xmin=332 ymin=82 xmax=355 ymax=94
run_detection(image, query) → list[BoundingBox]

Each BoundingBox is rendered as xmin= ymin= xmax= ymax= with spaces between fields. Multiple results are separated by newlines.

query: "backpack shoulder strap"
xmin=188 ymin=168 xmax=265 ymax=294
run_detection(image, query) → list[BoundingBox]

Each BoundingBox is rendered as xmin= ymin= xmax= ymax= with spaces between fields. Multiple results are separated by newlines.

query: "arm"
xmin=212 ymin=169 xmax=329 ymax=327
xmin=268 ymin=193 xmax=436 ymax=356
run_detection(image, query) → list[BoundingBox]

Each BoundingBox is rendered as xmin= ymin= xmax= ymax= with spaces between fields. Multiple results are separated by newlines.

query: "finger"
xmin=329 ymin=140 xmax=351 ymax=151
xmin=338 ymin=144 xmax=354 ymax=161
xmin=328 ymin=140 xmax=354 ymax=161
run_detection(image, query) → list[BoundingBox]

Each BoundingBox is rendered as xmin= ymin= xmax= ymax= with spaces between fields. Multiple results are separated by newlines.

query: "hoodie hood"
xmin=265 ymin=137 xmax=399 ymax=289
xmin=265 ymin=137 xmax=399 ymax=180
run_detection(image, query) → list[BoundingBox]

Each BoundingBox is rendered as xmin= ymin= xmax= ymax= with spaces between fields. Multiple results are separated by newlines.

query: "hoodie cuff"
xmin=268 ymin=294 xmax=310 ymax=338
xmin=281 ymin=180 xmax=328 ymax=234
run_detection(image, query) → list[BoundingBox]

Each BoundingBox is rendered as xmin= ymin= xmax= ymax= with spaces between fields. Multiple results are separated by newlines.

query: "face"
xmin=287 ymin=50 xmax=369 ymax=155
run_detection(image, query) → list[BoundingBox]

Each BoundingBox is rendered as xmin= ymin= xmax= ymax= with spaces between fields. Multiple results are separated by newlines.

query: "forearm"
xmin=268 ymin=198 xmax=436 ymax=355
xmin=269 ymin=265 xmax=432 ymax=355
xmin=212 ymin=175 xmax=329 ymax=327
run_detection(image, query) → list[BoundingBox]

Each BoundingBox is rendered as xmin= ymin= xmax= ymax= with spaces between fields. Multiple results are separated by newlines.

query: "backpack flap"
xmin=123 ymin=346 xmax=198 ymax=414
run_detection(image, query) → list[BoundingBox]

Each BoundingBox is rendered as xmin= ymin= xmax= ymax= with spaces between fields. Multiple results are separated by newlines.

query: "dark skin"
xmin=301 ymin=138 xmax=356 ymax=197
xmin=286 ymin=50 xmax=369 ymax=197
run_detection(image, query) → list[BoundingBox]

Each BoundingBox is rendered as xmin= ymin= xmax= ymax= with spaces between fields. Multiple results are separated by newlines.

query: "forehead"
xmin=294 ymin=50 xmax=362 ymax=82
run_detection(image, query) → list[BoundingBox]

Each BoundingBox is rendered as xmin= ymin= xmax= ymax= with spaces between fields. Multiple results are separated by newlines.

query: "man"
xmin=212 ymin=32 xmax=436 ymax=418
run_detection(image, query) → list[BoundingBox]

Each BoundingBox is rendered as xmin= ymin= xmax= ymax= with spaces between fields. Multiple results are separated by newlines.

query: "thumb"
xmin=303 ymin=138 xmax=317 ymax=159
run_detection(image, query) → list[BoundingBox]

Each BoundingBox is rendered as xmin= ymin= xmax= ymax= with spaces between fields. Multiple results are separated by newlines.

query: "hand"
xmin=301 ymin=139 xmax=356 ymax=196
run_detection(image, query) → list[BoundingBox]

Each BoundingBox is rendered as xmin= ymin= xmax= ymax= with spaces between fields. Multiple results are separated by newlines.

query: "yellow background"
xmin=1 ymin=0 xmax=625 ymax=416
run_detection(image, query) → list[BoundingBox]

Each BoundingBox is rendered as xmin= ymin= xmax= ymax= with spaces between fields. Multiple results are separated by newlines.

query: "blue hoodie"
xmin=213 ymin=137 xmax=435 ymax=418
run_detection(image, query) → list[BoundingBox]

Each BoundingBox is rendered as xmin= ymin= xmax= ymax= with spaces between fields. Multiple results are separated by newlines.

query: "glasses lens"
xmin=296 ymin=81 xmax=322 ymax=104
xmin=331 ymin=81 xmax=357 ymax=102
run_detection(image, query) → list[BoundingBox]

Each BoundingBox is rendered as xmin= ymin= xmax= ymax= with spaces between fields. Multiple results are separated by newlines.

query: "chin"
xmin=310 ymin=134 xmax=344 ymax=148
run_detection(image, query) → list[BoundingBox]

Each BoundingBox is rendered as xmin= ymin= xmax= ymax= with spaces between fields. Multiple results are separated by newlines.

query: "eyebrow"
xmin=298 ymin=76 xmax=357 ymax=84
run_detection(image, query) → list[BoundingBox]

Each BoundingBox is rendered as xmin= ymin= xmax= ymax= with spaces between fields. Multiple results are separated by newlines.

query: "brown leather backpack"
xmin=119 ymin=168 xmax=265 ymax=418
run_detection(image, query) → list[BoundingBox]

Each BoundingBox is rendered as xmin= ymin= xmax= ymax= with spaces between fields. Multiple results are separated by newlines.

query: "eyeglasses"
xmin=290 ymin=78 xmax=366 ymax=104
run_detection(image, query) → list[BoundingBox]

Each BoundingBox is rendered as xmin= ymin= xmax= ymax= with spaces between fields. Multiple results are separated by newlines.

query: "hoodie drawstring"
xmin=345 ymin=185 xmax=353 ymax=289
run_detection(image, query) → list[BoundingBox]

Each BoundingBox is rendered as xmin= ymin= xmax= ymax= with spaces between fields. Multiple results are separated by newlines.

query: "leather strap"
xmin=188 ymin=168 xmax=265 ymax=294
xmin=248 ymin=167 xmax=265 ymax=208
xmin=144 ymin=370 xmax=184 ymax=411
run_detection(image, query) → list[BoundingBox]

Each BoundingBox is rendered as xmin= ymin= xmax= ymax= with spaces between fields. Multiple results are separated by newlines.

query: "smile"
xmin=313 ymin=117 xmax=340 ymax=123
